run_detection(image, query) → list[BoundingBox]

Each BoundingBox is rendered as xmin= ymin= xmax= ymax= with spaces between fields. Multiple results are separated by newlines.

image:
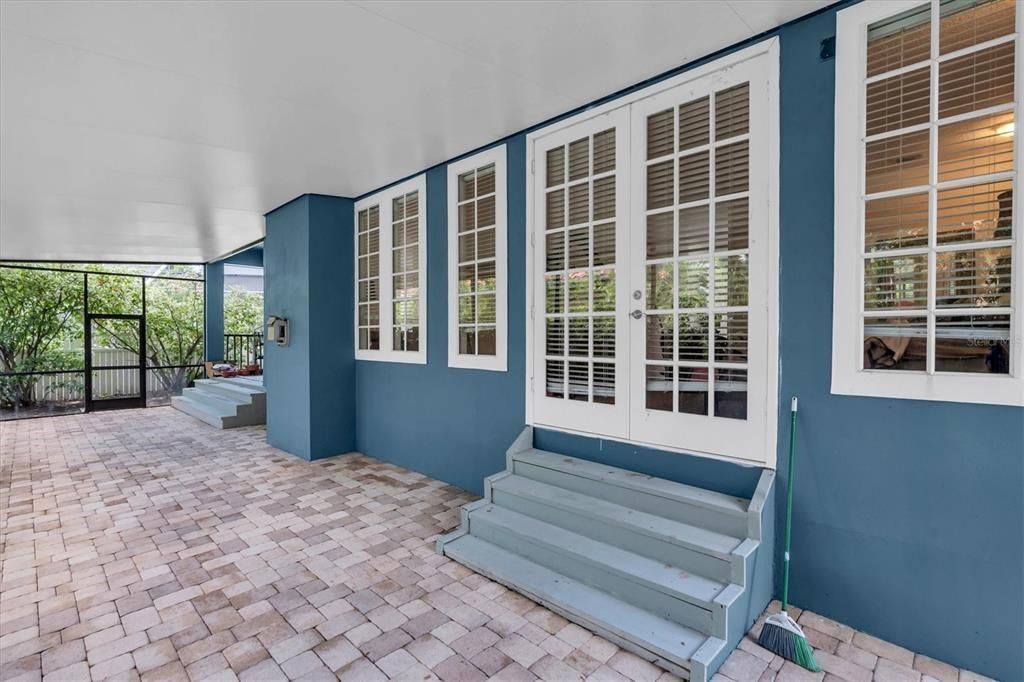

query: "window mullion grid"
xmin=707 ymin=92 xmax=717 ymax=416
xmin=926 ymin=0 xmax=939 ymax=376
xmin=470 ymin=170 xmax=480 ymax=352
xmin=587 ymin=134 xmax=596 ymax=403
xmin=672 ymin=104 xmax=681 ymax=413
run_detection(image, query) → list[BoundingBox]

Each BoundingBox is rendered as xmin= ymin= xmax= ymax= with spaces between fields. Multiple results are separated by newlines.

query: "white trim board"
xmin=524 ymin=38 xmax=782 ymax=469
xmin=354 ymin=174 xmax=428 ymax=365
xmin=447 ymin=146 xmax=509 ymax=372
xmin=831 ymin=1 xmax=1024 ymax=407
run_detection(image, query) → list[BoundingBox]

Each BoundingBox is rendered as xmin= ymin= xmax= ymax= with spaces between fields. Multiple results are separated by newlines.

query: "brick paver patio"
xmin=0 ymin=408 xmax=992 ymax=682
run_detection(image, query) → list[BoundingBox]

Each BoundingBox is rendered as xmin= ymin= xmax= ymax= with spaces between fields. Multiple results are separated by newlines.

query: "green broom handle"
xmin=782 ymin=396 xmax=798 ymax=612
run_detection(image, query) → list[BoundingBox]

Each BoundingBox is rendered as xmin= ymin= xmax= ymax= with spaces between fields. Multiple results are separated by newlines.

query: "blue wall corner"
xmin=264 ymin=196 xmax=313 ymax=458
xmin=263 ymin=194 xmax=356 ymax=461
xmin=307 ymin=194 xmax=356 ymax=459
xmin=204 ymin=261 xmax=224 ymax=361
xmin=224 ymin=244 xmax=264 ymax=267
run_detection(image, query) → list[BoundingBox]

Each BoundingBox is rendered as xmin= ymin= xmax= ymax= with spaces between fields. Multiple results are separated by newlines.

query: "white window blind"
xmin=834 ymin=0 xmax=1023 ymax=405
xmin=447 ymin=146 xmax=507 ymax=371
xmin=354 ymin=176 xmax=427 ymax=364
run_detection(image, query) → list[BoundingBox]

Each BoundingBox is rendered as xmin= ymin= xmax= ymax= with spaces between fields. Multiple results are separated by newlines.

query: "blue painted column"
xmin=204 ymin=261 xmax=224 ymax=361
xmin=263 ymin=194 xmax=355 ymax=460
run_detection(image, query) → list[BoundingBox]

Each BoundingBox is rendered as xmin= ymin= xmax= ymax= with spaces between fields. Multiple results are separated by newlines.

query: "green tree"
xmin=224 ymin=286 xmax=264 ymax=335
xmin=0 ymin=266 xmax=85 ymax=407
xmin=87 ymin=266 xmax=205 ymax=398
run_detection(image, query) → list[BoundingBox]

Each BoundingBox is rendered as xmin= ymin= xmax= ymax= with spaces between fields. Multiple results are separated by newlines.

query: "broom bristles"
xmin=756 ymin=612 xmax=821 ymax=673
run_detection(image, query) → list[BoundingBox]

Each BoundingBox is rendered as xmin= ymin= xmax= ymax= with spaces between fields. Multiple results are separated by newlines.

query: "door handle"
xmin=630 ymin=309 xmax=644 ymax=320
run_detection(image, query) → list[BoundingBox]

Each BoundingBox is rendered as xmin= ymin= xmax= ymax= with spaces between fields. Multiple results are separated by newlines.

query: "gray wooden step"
xmin=510 ymin=448 xmax=749 ymax=537
xmin=468 ymin=504 xmax=727 ymax=633
xmin=490 ymin=474 xmax=742 ymax=583
xmin=444 ymin=533 xmax=724 ymax=680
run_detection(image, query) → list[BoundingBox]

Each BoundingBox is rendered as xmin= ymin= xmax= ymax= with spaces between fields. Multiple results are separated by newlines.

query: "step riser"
xmin=440 ymin=535 xmax=711 ymax=678
xmin=171 ymin=396 xmax=228 ymax=428
xmin=511 ymin=459 xmax=747 ymax=538
xmin=491 ymin=488 xmax=734 ymax=584
xmin=181 ymin=390 xmax=258 ymax=422
xmin=470 ymin=513 xmax=715 ymax=633
xmin=186 ymin=385 xmax=266 ymax=412
xmin=182 ymin=388 xmax=242 ymax=409
xmin=196 ymin=383 xmax=267 ymax=406
xmin=444 ymin=541 xmax=695 ymax=680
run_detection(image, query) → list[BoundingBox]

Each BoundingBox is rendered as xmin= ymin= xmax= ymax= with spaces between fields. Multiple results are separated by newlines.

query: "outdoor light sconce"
xmin=266 ymin=316 xmax=289 ymax=347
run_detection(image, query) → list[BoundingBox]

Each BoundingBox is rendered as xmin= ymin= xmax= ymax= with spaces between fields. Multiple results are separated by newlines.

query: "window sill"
xmin=831 ymin=369 xmax=1023 ymax=407
xmin=355 ymin=351 xmax=427 ymax=365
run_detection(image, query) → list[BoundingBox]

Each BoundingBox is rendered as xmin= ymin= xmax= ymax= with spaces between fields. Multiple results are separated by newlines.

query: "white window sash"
xmin=354 ymin=175 xmax=428 ymax=364
xmin=832 ymin=0 xmax=1024 ymax=406
xmin=446 ymin=146 xmax=508 ymax=371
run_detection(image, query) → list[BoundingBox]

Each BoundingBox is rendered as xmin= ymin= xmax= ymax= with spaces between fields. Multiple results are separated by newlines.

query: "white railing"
xmin=31 ymin=349 xmax=139 ymax=401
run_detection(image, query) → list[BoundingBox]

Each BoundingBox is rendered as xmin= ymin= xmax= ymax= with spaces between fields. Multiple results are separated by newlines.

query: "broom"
xmin=757 ymin=396 xmax=821 ymax=672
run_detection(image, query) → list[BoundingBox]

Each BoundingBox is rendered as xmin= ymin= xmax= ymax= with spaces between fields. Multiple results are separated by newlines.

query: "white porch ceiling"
xmin=0 ymin=0 xmax=829 ymax=263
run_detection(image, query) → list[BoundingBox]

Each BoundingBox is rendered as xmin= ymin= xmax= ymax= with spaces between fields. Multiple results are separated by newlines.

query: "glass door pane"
xmin=532 ymin=108 xmax=630 ymax=439
xmin=628 ymin=54 xmax=772 ymax=465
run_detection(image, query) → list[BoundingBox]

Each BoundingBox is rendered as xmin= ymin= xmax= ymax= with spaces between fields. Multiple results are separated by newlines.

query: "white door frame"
xmin=524 ymin=38 xmax=780 ymax=469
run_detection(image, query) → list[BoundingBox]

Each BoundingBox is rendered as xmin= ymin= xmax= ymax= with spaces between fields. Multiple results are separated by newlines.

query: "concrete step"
xmin=509 ymin=448 xmax=749 ymax=538
xmin=183 ymin=386 xmax=248 ymax=406
xmin=172 ymin=381 xmax=265 ymax=429
xmin=468 ymin=503 xmax=728 ymax=634
xmin=193 ymin=379 xmax=267 ymax=405
xmin=443 ymin=533 xmax=724 ymax=681
xmin=490 ymin=474 xmax=743 ymax=584
xmin=170 ymin=395 xmax=234 ymax=428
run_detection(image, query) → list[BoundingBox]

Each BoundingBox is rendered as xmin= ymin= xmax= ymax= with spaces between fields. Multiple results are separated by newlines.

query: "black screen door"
xmin=85 ymin=314 xmax=146 ymax=411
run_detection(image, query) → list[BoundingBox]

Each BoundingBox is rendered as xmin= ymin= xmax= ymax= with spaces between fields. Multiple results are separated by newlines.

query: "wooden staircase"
xmin=170 ymin=377 xmax=266 ymax=429
xmin=437 ymin=427 xmax=775 ymax=681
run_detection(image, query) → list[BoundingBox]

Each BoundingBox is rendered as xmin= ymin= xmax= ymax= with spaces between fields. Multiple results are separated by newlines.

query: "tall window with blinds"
xmin=834 ymin=0 xmax=1023 ymax=405
xmin=643 ymin=83 xmax=751 ymax=420
xmin=392 ymin=191 xmax=421 ymax=353
xmin=357 ymin=205 xmax=381 ymax=351
xmin=447 ymin=146 xmax=507 ymax=371
xmin=354 ymin=176 xmax=427 ymax=364
xmin=544 ymin=128 xmax=619 ymax=404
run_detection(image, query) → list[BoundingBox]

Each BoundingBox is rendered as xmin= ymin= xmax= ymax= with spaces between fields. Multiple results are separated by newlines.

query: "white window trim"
xmin=354 ymin=174 xmax=428 ymax=364
xmin=446 ymin=146 xmax=508 ymax=371
xmin=833 ymin=1 xmax=1024 ymax=407
xmin=523 ymin=38 xmax=781 ymax=469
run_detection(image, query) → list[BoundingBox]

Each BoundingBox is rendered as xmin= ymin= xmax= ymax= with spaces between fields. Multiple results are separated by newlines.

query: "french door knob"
xmin=630 ymin=309 xmax=644 ymax=320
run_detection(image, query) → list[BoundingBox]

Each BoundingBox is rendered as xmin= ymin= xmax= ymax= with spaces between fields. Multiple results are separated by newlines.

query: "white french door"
xmin=531 ymin=109 xmax=631 ymax=438
xmin=530 ymin=45 xmax=777 ymax=466
xmin=627 ymin=54 xmax=772 ymax=463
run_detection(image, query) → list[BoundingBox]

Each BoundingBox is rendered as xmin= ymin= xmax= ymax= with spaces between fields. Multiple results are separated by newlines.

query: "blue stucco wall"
xmin=776 ymin=11 xmax=1023 ymax=679
xmin=264 ymin=197 xmax=312 ymax=456
xmin=308 ymin=195 xmax=356 ymax=459
xmin=264 ymin=195 xmax=356 ymax=460
xmin=203 ymin=261 xmax=224 ymax=361
xmin=272 ymin=3 xmax=1021 ymax=678
xmin=224 ymin=244 xmax=263 ymax=267
xmin=355 ymin=142 xmax=527 ymax=494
